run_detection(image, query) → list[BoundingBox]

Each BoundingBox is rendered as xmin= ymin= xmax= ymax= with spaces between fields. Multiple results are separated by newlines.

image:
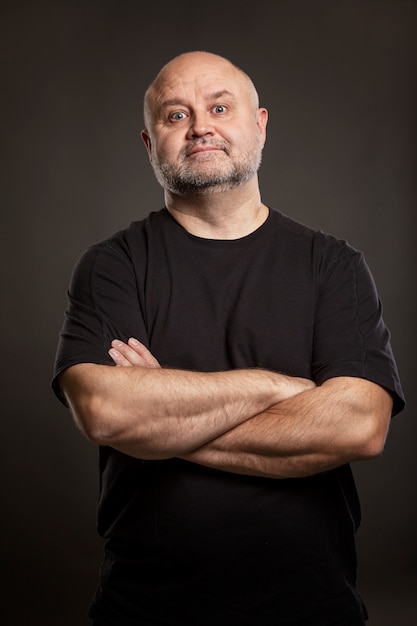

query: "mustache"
xmin=183 ymin=139 xmax=230 ymax=157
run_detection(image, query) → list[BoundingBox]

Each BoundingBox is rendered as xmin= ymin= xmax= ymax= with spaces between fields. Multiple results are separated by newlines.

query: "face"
xmin=141 ymin=53 xmax=268 ymax=195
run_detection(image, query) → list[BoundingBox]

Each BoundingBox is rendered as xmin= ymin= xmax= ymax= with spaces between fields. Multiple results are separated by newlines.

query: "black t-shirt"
xmin=53 ymin=208 xmax=404 ymax=626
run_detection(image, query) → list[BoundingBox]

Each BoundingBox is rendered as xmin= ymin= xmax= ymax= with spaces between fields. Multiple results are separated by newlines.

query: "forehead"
xmin=151 ymin=57 xmax=253 ymax=111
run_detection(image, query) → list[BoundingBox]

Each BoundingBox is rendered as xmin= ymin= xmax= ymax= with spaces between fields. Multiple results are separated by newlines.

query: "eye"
xmin=169 ymin=111 xmax=187 ymax=122
xmin=213 ymin=104 xmax=227 ymax=114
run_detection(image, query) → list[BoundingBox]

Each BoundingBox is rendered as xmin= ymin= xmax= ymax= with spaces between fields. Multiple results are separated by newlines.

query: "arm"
xmin=107 ymin=339 xmax=392 ymax=478
xmin=59 ymin=338 xmax=314 ymax=460
xmin=182 ymin=376 xmax=393 ymax=478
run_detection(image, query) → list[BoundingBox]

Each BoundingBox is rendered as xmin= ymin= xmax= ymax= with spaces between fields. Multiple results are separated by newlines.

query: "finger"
xmin=108 ymin=347 xmax=134 ymax=367
xmin=109 ymin=338 xmax=161 ymax=368
xmin=127 ymin=337 xmax=161 ymax=368
xmin=110 ymin=339 xmax=149 ymax=366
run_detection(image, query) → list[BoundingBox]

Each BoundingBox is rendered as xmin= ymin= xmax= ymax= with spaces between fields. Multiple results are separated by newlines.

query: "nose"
xmin=186 ymin=110 xmax=214 ymax=139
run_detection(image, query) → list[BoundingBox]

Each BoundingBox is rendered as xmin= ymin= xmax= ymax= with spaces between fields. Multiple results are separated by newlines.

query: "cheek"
xmin=156 ymin=135 xmax=184 ymax=161
xmin=225 ymin=121 xmax=258 ymax=148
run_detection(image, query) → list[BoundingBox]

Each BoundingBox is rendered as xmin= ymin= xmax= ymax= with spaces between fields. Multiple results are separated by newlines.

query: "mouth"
xmin=185 ymin=142 xmax=228 ymax=158
xmin=189 ymin=147 xmax=220 ymax=155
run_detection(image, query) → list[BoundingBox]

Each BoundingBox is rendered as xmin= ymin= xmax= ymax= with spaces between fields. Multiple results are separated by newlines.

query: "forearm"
xmin=60 ymin=362 xmax=312 ymax=459
xmin=182 ymin=377 xmax=393 ymax=478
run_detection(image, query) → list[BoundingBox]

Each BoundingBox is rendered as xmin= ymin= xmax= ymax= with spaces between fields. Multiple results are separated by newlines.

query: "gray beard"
xmin=151 ymin=144 xmax=263 ymax=196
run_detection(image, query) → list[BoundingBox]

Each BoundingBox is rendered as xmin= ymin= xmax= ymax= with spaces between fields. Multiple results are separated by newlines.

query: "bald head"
xmin=143 ymin=51 xmax=260 ymax=130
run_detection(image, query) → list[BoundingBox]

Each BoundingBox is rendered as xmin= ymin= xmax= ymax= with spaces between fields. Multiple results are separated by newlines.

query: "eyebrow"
xmin=159 ymin=90 xmax=236 ymax=110
xmin=208 ymin=90 xmax=236 ymax=100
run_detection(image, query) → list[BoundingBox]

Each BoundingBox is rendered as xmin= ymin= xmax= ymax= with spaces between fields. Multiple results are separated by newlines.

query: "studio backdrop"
xmin=2 ymin=1 xmax=416 ymax=625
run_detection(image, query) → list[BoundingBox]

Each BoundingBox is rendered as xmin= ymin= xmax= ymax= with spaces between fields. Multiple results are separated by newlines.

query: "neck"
xmin=164 ymin=177 xmax=268 ymax=240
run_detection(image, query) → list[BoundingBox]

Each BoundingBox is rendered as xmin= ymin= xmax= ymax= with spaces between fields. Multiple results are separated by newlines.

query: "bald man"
xmin=53 ymin=51 xmax=404 ymax=626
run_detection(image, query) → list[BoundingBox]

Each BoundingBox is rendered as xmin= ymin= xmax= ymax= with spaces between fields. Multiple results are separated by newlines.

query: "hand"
xmin=109 ymin=338 xmax=161 ymax=369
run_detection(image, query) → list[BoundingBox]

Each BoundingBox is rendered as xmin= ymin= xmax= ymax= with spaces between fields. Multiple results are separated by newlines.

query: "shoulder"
xmin=73 ymin=208 xmax=168 ymax=271
xmin=268 ymin=208 xmax=362 ymax=269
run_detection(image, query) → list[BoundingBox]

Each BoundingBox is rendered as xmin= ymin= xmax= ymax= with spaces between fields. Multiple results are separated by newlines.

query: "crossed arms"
xmin=59 ymin=337 xmax=393 ymax=479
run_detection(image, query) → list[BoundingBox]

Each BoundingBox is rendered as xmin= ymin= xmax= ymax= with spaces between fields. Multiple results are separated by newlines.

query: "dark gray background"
xmin=2 ymin=1 xmax=416 ymax=624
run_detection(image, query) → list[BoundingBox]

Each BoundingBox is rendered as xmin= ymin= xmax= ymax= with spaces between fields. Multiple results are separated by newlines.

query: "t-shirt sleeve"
xmin=52 ymin=240 xmax=149 ymax=406
xmin=312 ymin=243 xmax=405 ymax=416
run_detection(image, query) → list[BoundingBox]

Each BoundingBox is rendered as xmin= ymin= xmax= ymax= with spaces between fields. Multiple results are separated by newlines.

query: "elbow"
xmin=354 ymin=412 xmax=390 ymax=461
xmin=59 ymin=365 xmax=152 ymax=452
xmin=58 ymin=366 xmax=120 ymax=445
xmin=69 ymin=394 xmax=111 ymax=444
xmin=81 ymin=419 xmax=113 ymax=447
xmin=67 ymin=392 xmax=126 ymax=447
xmin=71 ymin=395 xmax=171 ymax=459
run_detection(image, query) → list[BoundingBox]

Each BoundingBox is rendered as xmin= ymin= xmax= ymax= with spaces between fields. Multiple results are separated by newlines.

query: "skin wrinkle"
xmin=144 ymin=52 xmax=260 ymax=129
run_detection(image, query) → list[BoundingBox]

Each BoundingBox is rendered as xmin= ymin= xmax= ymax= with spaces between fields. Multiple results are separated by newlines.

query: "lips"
xmin=185 ymin=142 xmax=228 ymax=157
xmin=189 ymin=146 xmax=220 ymax=155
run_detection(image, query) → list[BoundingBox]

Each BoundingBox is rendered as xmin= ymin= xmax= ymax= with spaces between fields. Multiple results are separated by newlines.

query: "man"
xmin=53 ymin=51 xmax=405 ymax=625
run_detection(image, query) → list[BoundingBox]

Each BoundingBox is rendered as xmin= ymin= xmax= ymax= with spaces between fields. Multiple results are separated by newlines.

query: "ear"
xmin=256 ymin=108 xmax=268 ymax=147
xmin=141 ymin=129 xmax=153 ymax=161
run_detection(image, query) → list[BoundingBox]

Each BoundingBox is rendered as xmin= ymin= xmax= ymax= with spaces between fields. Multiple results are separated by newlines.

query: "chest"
xmin=139 ymin=238 xmax=316 ymax=377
